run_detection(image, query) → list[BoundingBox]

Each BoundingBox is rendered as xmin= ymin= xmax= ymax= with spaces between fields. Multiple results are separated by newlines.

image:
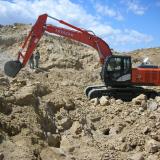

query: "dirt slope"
xmin=0 ymin=24 xmax=160 ymax=160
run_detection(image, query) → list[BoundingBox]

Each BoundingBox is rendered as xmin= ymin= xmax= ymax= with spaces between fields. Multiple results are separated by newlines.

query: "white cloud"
xmin=122 ymin=0 xmax=147 ymax=15
xmin=95 ymin=3 xmax=124 ymax=21
xmin=0 ymin=0 xmax=97 ymax=28
xmin=0 ymin=0 xmax=153 ymax=51
xmin=109 ymin=29 xmax=153 ymax=45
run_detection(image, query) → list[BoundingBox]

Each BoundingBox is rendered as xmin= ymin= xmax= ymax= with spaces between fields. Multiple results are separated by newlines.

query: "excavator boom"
xmin=4 ymin=14 xmax=112 ymax=78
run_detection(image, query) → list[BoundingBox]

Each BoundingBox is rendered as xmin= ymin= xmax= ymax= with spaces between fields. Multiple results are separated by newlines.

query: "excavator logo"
xmin=55 ymin=29 xmax=73 ymax=37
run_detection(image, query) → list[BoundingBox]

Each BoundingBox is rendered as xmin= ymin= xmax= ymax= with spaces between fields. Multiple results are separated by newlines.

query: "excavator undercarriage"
xmin=85 ymin=84 xmax=159 ymax=101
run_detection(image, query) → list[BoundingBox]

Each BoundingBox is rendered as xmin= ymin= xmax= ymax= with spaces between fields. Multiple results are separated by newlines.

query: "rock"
xmin=0 ymin=77 xmax=9 ymax=86
xmin=14 ymin=83 xmax=51 ymax=106
xmin=42 ymin=115 xmax=57 ymax=134
xmin=147 ymin=155 xmax=159 ymax=160
xmin=132 ymin=99 xmax=141 ymax=105
xmin=0 ymin=132 xmax=4 ymax=143
xmin=45 ymin=100 xmax=60 ymax=114
xmin=90 ymin=116 xmax=101 ymax=122
xmin=41 ymin=62 xmax=55 ymax=71
xmin=0 ymin=139 xmax=35 ymax=159
xmin=120 ymin=143 xmax=133 ymax=152
xmin=10 ymin=78 xmax=18 ymax=84
xmin=59 ymin=117 xmax=73 ymax=131
xmin=0 ymin=153 xmax=4 ymax=160
xmin=128 ymin=152 xmax=144 ymax=160
xmin=49 ymin=98 xmax=66 ymax=112
xmin=5 ymin=96 xmax=16 ymax=103
xmin=145 ymin=139 xmax=160 ymax=153
xmin=102 ymin=128 xmax=110 ymax=135
xmin=90 ymin=98 xmax=99 ymax=106
xmin=156 ymin=105 xmax=160 ymax=112
xmin=14 ymin=85 xmax=36 ymax=106
xmin=132 ymin=94 xmax=147 ymax=105
xmin=16 ymin=79 xmax=27 ymax=87
xmin=139 ymin=107 xmax=144 ymax=112
xmin=150 ymin=132 xmax=159 ymax=141
xmin=33 ymin=83 xmax=51 ymax=97
xmin=119 ymin=136 xmax=126 ymax=143
xmin=155 ymin=96 xmax=160 ymax=103
xmin=2 ymin=121 xmax=21 ymax=136
xmin=116 ymin=99 xmax=123 ymax=105
xmin=141 ymin=100 xmax=147 ymax=109
xmin=47 ymin=132 xmax=61 ymax=147
xmin=143 ymin=126 xmax=150 ymax=134
xmin=147 ymin=101 xmax=158 ymax=111
xmin=0 ymin=96 xmax=12 ymax=115
xmin=99 ymin=96 xmax=110 ymax=106
xmin=115 ymin=123 xmax=126 ymax=134
xmin=61 ymin=136 xmax=76 ymax=153
xmin=110 ymin=98 xmax=116 ymax=104
xmin=1 ymin=93 xmax=6 ymax=101
xmin=63 ymin=99 xmax=75 ymax=111
xmin=70 ymin=121 xmax=82 ymax=135
xmin=137 ymin=94 xmax=147 ymax=100
xmin=40 ymin=147 xmax=66 ymax=160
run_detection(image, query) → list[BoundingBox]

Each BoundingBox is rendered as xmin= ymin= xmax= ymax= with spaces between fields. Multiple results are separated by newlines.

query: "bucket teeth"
xmin=4 ymin=60 xmax=22 ymax=77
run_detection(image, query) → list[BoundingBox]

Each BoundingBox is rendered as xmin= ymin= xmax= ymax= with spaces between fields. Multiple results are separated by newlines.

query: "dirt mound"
xmin=0 ymin=24 xmax=160 ymax=160
xmin=126 ymin=48 xmax=160 ymax=67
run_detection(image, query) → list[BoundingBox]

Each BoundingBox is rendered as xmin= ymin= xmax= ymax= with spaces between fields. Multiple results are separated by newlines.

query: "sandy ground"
xmin=0 ymin=24 xmax=160 ymax=160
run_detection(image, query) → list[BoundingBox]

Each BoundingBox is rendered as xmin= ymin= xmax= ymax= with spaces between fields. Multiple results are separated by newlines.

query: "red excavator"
xmin=4 ymin=14 xmax=160 ymax=100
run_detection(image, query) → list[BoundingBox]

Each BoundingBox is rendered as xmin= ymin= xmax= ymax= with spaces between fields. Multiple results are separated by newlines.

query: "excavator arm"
xmin=4 ymin=13 xmax=112 ymax=77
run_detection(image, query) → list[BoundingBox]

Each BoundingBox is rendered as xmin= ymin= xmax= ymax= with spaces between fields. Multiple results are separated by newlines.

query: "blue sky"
xmin=0 ymin=0 xmax=160 ymax=51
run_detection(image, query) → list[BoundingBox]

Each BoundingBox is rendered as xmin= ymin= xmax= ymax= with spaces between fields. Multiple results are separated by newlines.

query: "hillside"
xmin=0 ymin=24 xmax=160 ymax=160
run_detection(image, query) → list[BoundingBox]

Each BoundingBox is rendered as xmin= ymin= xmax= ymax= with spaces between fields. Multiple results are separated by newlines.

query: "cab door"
xmin=102 ymin=56 xmax=132 ymax=87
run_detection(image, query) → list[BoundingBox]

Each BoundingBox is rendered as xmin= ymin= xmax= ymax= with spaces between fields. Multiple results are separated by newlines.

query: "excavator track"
xmin=85 ymin=85 xmax=158 ymax=101
xmin=84 ymin=84 xmax=105 ymax=97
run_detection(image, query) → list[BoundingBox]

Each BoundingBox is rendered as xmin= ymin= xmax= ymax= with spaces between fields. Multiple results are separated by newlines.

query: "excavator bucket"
xmin=4 ymin=60 xmax=22 ymax=78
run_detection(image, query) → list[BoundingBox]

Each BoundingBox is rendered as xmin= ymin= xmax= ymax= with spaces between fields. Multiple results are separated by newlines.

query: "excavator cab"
xmin=102 ymin=56 xmax=132 ymax=87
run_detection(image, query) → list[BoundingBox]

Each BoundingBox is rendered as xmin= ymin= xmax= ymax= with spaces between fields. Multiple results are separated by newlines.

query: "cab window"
xmin=107 ymin=57 xmax=121 ymax=71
